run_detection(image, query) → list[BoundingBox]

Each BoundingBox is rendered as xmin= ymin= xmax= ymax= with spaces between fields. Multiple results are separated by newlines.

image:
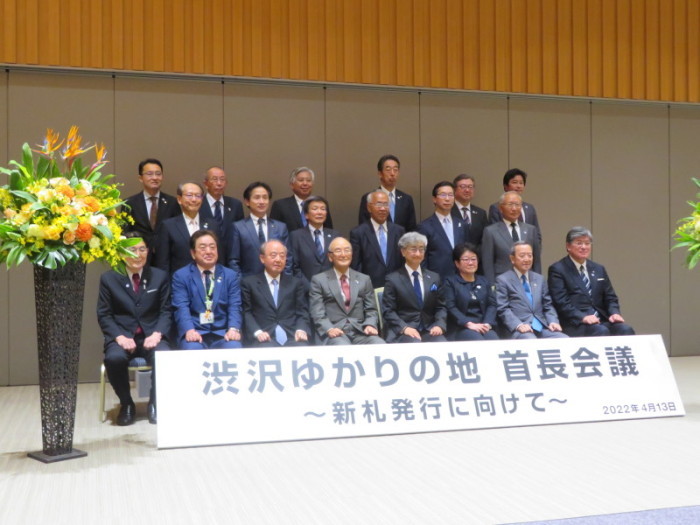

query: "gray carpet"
xmin=508 ymin=506 xmax=700 ymax=524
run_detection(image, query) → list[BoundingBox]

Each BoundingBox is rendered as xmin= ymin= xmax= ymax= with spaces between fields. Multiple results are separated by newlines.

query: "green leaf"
xmin=9 ymin=190 xmax=38 ymax=203
xmin=21 ymin=143 xmax=34 ymax=174
xmin=6 ymin=244 xmax=26 ymax=268
xmin=95 ymin=224 xmax=113 ymax=240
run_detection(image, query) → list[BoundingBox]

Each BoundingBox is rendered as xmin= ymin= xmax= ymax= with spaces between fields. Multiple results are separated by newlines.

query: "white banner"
xmin=156 ymin=335 xmax=684 ymax=449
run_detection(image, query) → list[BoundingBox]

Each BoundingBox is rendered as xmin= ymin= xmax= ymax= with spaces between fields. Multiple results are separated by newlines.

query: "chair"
xmin=99 ymin=357 xmax=152 ymax=422
xmin=374 ymin=287 xmax=384 ymax=336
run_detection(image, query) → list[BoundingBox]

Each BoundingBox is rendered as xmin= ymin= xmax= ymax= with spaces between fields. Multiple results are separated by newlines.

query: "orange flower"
xmin=81 ymin=196 xmax=100 ymax=213
xmin=33 ymin=128 xmax=64 ymax=156
xmin=95 ymin=142 xmax=107 ymax=163
xmin=56 ymin=185 xmax=75 ymax=199
xmin=75 ymin=223 xmax=93 ymax=242
xmin=61 ymin=125 xmax=90 ymax=162
xmin=63 ymin=230 xmax=76 ymax=245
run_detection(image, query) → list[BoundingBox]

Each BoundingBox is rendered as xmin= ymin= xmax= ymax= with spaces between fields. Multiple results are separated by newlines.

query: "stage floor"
xmin=1 ymin=356 xmax=699 ymax=525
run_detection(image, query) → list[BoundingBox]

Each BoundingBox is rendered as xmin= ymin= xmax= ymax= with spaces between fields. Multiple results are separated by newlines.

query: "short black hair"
xmin=432 ymin=181 xmax=454 ymax=197
xmin=190 ymin=229 xmax=219 ymax=250
xmin=243 ymin=181 xmax=272 ymax=201
xmin=377 ymin=154 xmax=400 ymax=172
xmin=124 ymin=230 xmax=149 ymax=248
xmin=302 ymin=195 xmax=329 ymax=215
xmin=503 ymin=168 xmax=527 ymax=186
xmin=452 ymin=242 xmax=478 ymax=262
xmin=139 ymin=158 xmax=163 ymax=175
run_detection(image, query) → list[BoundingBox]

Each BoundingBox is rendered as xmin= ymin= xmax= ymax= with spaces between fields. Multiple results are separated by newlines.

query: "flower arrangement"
xmin=0 ymin=126 xmax=139 ymax=272
xmin=672 ymin=177 xmax=700 ymax=269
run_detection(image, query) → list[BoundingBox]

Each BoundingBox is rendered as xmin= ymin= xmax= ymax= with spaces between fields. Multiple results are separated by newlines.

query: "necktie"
xmin=272 ymin=278 xmax=287 ymax=345
xmin=511 ymin=222 xmax=519 ymax=242
xmin=300 ymin=203 xmax=307 ymax=227
xmin=340 ymin=274 xmax=351 ymax=311
xmin=257 ymin=218 xmax=266 ymax=243
xmin=314 ymin=229 xmax=324 ymax=258
xmin=214 ymin=200 xmax=223 ymax=222
xmin=378 ymin=224 xmax=388 ymax=263
xmin=389 ymin=192 xmax=396 ymax=221
xmin=580 ymin=265 xmax=592 ymax=295
xmin=412 ymin=270 xmax=423 ymax=308
xmin=149 ymin=196 xmax=158 ymax=230
xmin=203 ymin=270 xmax=212 ymax=296
xmin=462 ymin=206 xmax=470 ymax=224
xmin=443 ymin=217 xmax=454 ymax=248
xmin=521 ymin=274 xmax=543 ymax=331
xmin=132 ymin=273 xmax=143 ymax=334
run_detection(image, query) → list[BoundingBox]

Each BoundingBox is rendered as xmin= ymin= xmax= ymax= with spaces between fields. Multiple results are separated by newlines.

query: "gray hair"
xmin=499 ymin=191 xmax=522 ymax=205
xmin=367 ymin=188 xmax=390 ymax=204
xmin=176 ymin=182 xmax=204 ymax=195
xmin=509 ymin=240 xmax=532 ymax=256
xmin=566 ymin=226 xmax=593 ymax=244
xmin=398 ymin=231 xmax=428 ymax=250
xmin=203 ymin=166 xmax=225 ymax=181
xmin=259 ymin=239 xmax=287 ymax=256
xmin=289 ymin=167 xmax=315 ymax=183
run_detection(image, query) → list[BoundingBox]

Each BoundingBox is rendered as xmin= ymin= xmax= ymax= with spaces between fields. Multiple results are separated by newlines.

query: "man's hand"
xmin=185 ymin=329 xmax=202 ymax=343
xmin=582 ymin=315 xmax=600 ymax=325
xmin=516 ymin=323 xmax=533 ymax=333
xmin=429 ymin=326 xmax=444 ymax=336
xmin=609 ymin=313 xmax=625 ymax=324
xmin=363 ymin=325 xmax=379 ymax=336
xmin=143 ymin=332 xmax=162 ymax=350
xmin=295 ymin=330 xmax=308 ymax=342
xmin=256 ymin=331 xmax=271 ymax=343
xmin=115 ymin=335 xmax=136 ymax=353
xmin=466 ymin=322 xmax=490 ymax=334
xmin=548 ymin=322 xmax=563 ymax=332
xmin=402 ymin=327 xmax=421 ymax=340
xmin=225 ymin=328 xmax=241 ymax=341
xmin=327 ymin=327 xmax=345 ymax=338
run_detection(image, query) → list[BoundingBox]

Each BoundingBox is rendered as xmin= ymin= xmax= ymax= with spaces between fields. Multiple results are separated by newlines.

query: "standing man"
xmin=417 ymin=181 xmax=466 ymax=279
xmin=382 ymin=232 xmax=447 ymax=343
xmin=270 ymin=167 xmax=334 ymax=232
xmin=451 ymin=174 xmax=488 ymax=252
xmin=123 ymin=158 xmax=181 ymax=249
xmin=350 ymin=189 xmax=405 ymax=288
xmin=358 ymin=154 xmax=417 ymax=231
xmin=97 ymin=234 xmax=171 ymax=426
xmin=481 ymin=191 xmax=542 ymax=284
xmin=228 ymin=181 xmax=292 ymax=277
xmin=496 ymin=242 xmax=567 ymax=339
xmin=289 ymin=196 xmax=341 ymax=283
xmin=548 ymin=227 xmax=635 ymax=337
xmin=488 ymin=168 xmax=541 ymax=243
xmin=172 ymin=230 xmax=243 ymax=349
xmin=241 ymin=240 xmax=312 ymax=346
xmin=152 ymin=182 xmax=223 ymax=274
xmin=309 ymin=237 xmax=384 ymax=345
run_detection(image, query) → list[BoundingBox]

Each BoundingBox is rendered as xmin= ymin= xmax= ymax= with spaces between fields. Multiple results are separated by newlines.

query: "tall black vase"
xmin=28 ymin=261 xmax=88 ymax=463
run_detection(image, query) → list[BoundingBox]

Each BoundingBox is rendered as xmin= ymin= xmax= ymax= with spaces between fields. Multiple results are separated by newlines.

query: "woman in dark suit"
xmin=441 ymin=243 xmax=498 ymax=341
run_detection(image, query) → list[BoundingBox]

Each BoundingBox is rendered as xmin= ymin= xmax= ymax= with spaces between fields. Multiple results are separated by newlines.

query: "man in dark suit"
xmin=123 ymin=158 xmax=181 ymax=250
xmin=289 ymin=196 xmax=341 ymax=283
xmin=270 ymin=166 xmax=333 ymax=232
xmin=172 ymin=230 xmax=243 ymax=349
xmin=382 ymin=232 xmax=447 ymax=343
xmin=417 ymin=181 xmax=466 ymax=279
xmin=451 ymin=174 xmax=488 ymax=252
xmin=242 ymin=240 xmax=311 ymax=346
xmin=97 ymin=235 xmax=171 ymax=426
xmin=548 ymin=227 xmax=635 ymax=337
xmin=350 ymin=189 xmax=405 ymax=288
xmin=227 ymin=181 xmax=292 ymax=277
xmin=152 ymin=182 xmax=223 ymax=274
xmin=496 ymin=242 xmax=567 ymax=339
xmin=481 ymin=191 xmax=542 ymax=284
xmin=199 ymin=166 xmax=245 ymax=256
xmin=358 ymin=154 xmax=417 ymax=231
xmin=309 ymin=237 xmax=384 ymax=345
xmin=488 ymin=168 xmax=541 ymax=244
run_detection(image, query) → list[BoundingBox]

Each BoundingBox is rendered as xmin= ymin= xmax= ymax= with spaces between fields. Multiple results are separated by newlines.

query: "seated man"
xmin=97 ymin=234 xmax=171 ymax=426
xmin=242 ymin=240 xmax=312 ymax=346
xmin=382 ymin=232 xmax=447 ymax=343
xmin=172 ymin=230 xmax=243 ymax=349
xmin=496 ymin=242 xmax=567 ymax=339
xmin=309 ymin=237 xmax=384 ymax=345
xmin=548 ymin=227 xmax=635 ymax=337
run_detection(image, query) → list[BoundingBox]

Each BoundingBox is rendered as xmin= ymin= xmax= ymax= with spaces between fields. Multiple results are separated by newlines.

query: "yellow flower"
xmin=3 ymin=208 xmax=16 ymax=219
xmin=27 ymin=224 xmax=45 ymax=239
xmin=42 ymin=225 xmax=62 ymax=241
xmin=62 ymin=230 xmax=76 ymax=245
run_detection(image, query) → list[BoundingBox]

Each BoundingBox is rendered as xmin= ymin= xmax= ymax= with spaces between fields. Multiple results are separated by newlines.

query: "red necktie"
xmin=132 ymin=273 xmax=143 ymax=335
xmin=340 ymin=274 xmax=351 ymax=311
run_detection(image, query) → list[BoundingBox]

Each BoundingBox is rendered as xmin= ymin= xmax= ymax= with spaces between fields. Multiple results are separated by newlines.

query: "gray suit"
xmin=481 ymin=220 xmax=541 ymax=284
xmin=496 ymin=269 xmax=567 ymax=339
xmin=309 ymin=268 xmax=384 ymax=345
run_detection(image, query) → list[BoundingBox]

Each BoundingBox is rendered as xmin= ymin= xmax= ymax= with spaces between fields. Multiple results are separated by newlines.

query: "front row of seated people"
xmin=98 ymin=227 xmax=634 ymax=425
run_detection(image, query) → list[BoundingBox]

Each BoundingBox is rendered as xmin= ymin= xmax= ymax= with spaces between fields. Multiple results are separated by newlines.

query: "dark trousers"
xmin=565 ymin=321 xmax=635 ymax=338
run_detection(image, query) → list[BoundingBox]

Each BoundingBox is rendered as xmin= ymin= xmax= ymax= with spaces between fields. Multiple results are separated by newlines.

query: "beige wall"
xmin=1 ymin=69 xmax=698 ymax=385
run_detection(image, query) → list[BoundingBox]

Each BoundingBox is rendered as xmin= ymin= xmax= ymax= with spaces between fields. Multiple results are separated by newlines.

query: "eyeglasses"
xmin=331 ymin=248 xmax=352 ymax=255
xmin=141 ymin=171 xmax=162 ymax=177
xmin=370 ymin=202 xmax=390 ymax=208
xmin=436 ymin=193 xmax=454 ymax=198
xmin=128 ymin=247 xmax=149 ymax=255
xmin=182 ymin=193 xmax=203 ymax=200
xmin=405 ymin=246 xmax=426 ymax=253
xmin=207 ymin=177 xmax=225 ymax=183
xmin=456 ymin=184 xmax=475 ymax=190
xmin=571 ymin=241 xmax=592 ymax=247
xmin=459 ymin=257 xmax=478 ymax=263
xmin=503 ymin=202 xmax=522 ymax=208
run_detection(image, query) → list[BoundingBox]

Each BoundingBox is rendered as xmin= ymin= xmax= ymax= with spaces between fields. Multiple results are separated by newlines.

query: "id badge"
xmin=200 ymin=310 xmax=214 ymax=324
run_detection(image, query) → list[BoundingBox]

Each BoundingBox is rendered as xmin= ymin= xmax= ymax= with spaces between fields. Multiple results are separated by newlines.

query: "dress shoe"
xmin=116 ymin=403 xmax=136 ymax=426
xmin=147 ymin=402 xmax=157 ymax=424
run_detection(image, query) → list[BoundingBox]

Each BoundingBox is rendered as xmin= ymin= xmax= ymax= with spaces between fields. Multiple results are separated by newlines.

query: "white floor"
xmin=1 ymin=356 xmax=699 ymax=525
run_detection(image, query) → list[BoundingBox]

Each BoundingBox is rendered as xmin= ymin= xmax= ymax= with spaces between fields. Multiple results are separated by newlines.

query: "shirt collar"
xmin=406 ymin=264 xmax=422 ymax=277
xmin=370 ymin=218 xmax=386 ymax=233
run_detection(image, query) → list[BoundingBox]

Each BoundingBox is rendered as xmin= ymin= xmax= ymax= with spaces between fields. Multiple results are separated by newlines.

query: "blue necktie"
xmin=389 ymin=192 xmax=396 ymax=221
xmin=300 ymin=203 xmax=307 ymax=227
xmin=272 ymin=278 xmax=287 ymax=345
xmin=511 ymin=222 xmax=519 ymax=242
xmin=257 ymin=218 xmax=266 ymax=244
xmin=314 ymin=229 xmax=324 ymax=258
xmin=443 ymin=218 xmax=454 ymax=248
xmin=579 ymin=265 xmax=591 ymax=295
xmin=521 ymin=274 xmax=543 ymax=332
xmin=214 ymin=200 xmax=223 ymax=222
xmin=378 ymin=225 xmax=388 ymax=263
xmin=413 ymin=271 xmax=423 ymax=308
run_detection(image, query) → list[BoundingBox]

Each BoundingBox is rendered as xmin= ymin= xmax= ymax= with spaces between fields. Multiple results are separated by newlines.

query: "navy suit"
xmin=290 ymin=227 xmax=341 ymax=283
xmin=270 ymin=195 xmax=334 ymax=232
xmin=417 ymin=214 xmax=466 ymax=279
xmin=358 ymin=189 xmax=416 ymax=231
xmin=97 ymin=266 xmax=171 ymax=405
xmin=441 ymin=274 xmax=498 ymax=341
xmin=172 ymin=263 xmax=243 ymax=349
xmin=123 ymin=191 xmax=181 ymax=249
xmin=381 ymin=268 xmax=447 ymax=343
xmin=548 ymin=256 xmax=635 ymax=337
xmin=241 ymin=272 xmax=312 ymax=346
xmin=349 ymin=221 xmax=405 ymax=288
xmin=451 ymin=203 xmax=488 ymax=252
xmin=227 ymin=217 xmax=292 ymax=277
xmin=152 ymin=214 xmax=223 ymax=274
xmin=488 ymin=200 xmax=541 ymax=244
xmin=481 ymin=221 xmax=541 ymax=284
xmin=200 ymin=195 xmax=245 ymax=257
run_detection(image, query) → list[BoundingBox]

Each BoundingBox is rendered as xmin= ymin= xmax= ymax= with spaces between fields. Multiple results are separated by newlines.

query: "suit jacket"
xmin=381 ymin=268 xmax=447 ymax=342
xmin=289 ymin=227 xmax=341 ymax=282
xmin=496 ymin=270 xmax=559 ymax=334
xmin=451 ymin=203 xmax=488 ymax=251
xmin=199 ymin=194 xmax=245 ymax=256
xmin=358 ymin=188 xmax=417 ymax=231
xmin=241 ymin=272 xmax=311 ymax=343
xmin=547 ymin=256 xmax=623 ymax=329
xmin=97 ymin=266 xmax=172 ymax=345
xmin=123 ymin=191 xmax=181 ymax=248
xmin=349 ymin=221 xmax=405 ymax=288
xmin=227 ymin=217 xmax=292 ymax=277
xmin=441 ymin=274 xmax=497 ymax=330
xmin=309 ymin=268 xmax=379 ymax=338
xmin=270 ymin=195 xmax=334 ymax=232
xmin=481 ymin=220 xmax=541 ymax=284
xmin=151 ymin=214 xmax=223 ymax=274
xmin=416 ymin=214 xmax=466 ymax=279
xmin=488 ymin=200 xmax=541 ymax=244
xmin=172 ymin=263 xmax=242 ymax=339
